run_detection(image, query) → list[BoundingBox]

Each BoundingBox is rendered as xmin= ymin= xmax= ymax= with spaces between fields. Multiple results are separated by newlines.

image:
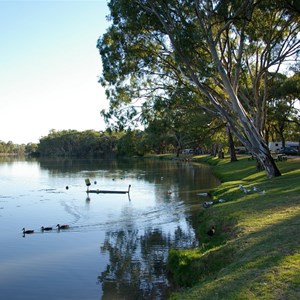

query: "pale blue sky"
xmin=0 ymin=0 xmax=111 ymax=144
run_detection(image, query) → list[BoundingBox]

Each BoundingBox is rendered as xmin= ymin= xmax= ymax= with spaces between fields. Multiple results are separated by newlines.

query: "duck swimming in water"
xmin=22 ymin=228 xmax=34 ymax=234
xmin=41 ymin=226 xmax=53 ymax=231
xmin=56 ymin=224 xmax=70 ymax=230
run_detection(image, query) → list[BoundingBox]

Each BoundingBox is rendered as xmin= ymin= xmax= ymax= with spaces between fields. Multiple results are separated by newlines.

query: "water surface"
xmin=0 ymin=157 xmax=219 ymax=299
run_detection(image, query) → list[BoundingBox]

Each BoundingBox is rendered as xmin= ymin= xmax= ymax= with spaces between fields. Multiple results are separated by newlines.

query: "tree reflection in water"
xmin=99 ymin=226 xmax=197 ymax=299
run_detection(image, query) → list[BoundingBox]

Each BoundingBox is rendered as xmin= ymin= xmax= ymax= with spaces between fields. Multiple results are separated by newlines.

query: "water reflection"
xmin=99 ymin=225 xmax=197 ymax=300
xmin=0 ymin=157 xmax=219 ymax=300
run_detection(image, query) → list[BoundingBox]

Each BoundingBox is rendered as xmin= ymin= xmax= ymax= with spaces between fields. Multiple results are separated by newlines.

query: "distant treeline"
xmin=0 ymin=127 xmax=198 ymax=158
xmin=37 ymin=129 xmax=119 ymax=158
xmin=0 ymin=130 xmax=145 ymax=157
xmin=0 ymin=141 xmax=26 ymax=155
xmin=0 ymin=127 xmax=247 ymax=158
xmin=1 ymin=130 xmax=119 ymax=157
xmin=2 ymin=125 xmax=299 ymax=159
xmin=35 ymin=129 xmax=175 ymax=157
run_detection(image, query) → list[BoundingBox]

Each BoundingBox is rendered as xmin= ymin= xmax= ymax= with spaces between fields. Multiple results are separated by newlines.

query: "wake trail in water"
xmin=57 ymin=200 xmax=189 ymax=233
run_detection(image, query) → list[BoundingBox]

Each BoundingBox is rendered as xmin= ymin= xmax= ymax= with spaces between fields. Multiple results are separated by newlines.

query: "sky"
xmin=0 ymin=0 xmax=111 ymax=144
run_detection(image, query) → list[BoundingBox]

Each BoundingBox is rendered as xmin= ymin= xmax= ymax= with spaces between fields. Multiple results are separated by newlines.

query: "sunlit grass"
xmin=168 ymin=156 xmax=300 ymax=300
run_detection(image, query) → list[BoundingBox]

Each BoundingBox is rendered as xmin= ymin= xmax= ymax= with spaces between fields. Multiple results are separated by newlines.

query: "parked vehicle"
xmin=182 ymin=149 xmax=194 ymax=155
xmin=235 ymin=146 xmax=247 ymax=154
xmin=276 ymin=147 xmax=298 ymax=155
xmin=269 ymin=141 xmax=298 ymax=153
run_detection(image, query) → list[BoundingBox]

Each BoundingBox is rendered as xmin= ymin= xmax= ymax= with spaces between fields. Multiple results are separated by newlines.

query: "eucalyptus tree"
xmin=98 ymin=0 xmax=300 ymax=177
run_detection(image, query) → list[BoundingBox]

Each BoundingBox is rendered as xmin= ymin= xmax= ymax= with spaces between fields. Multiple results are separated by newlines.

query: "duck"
xmin=41 ymin=226 xmax=53 ymax=231
xmin=203 ymin=201 xmax=214 ymax=208
xmin=22 ymin=228 xmax=34 ymax=234
xmin=207 ymin=225 xmax=215 ymax=236
xmin=56 ymin=224 xmax=70 ymax=230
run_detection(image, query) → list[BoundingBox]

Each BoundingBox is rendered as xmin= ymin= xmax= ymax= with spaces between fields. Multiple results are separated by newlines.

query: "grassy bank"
xmin=167 ymin=155 xmax=300 ymax=300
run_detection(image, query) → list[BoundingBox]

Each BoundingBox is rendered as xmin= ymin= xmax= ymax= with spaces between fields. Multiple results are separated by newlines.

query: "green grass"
xmin=167 ymin=155 xmax=300 ymax=300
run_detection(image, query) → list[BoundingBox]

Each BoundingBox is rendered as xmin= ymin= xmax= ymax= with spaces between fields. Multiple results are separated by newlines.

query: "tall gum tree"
xmin=98 ymin=0 xmax=300 ymax=177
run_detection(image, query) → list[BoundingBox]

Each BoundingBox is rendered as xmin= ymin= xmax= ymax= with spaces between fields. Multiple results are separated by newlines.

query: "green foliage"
xmin=98 ymin=0 xmax=300 ymax=178
xmin=168 ymin=245 xmax=235 ymax=287
xmin=266 ymin=72 xmax=300 ymax=143
xmin=167 ymin=249 xmax=203 ymax=287
xmin=0 ymin=140 xmax=25 ymax=155
xmin=37 ymin=128 xmax=155 ymax=158
xmin=116 ymin=130 xmax=147 ymax=156
xmin=38 ymin=129 xmax=118 ymax=158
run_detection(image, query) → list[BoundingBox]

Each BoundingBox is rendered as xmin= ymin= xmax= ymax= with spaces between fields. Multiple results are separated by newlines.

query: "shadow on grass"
xmin=209 ymin=167 xmax=300 ymax=215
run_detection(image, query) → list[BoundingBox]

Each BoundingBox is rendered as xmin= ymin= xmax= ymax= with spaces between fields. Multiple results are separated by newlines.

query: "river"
xmin=0 ymin=157 xmax=219 ymax=300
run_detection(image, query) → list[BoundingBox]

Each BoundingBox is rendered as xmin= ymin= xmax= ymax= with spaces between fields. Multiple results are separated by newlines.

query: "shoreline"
xmin=165 ymin=154 xmax=300 ymax=299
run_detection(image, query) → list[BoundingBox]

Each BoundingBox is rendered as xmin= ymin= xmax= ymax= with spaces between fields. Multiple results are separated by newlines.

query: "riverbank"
xmin=163 ymin=154 xmax=300 ymax=299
